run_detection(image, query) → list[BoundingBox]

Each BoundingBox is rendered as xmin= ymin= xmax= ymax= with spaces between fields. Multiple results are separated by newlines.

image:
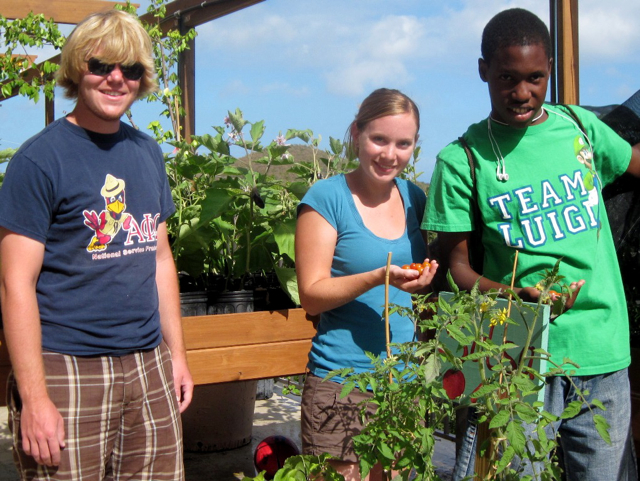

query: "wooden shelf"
xmin=0 ymin=308 xmax=317 ymax=404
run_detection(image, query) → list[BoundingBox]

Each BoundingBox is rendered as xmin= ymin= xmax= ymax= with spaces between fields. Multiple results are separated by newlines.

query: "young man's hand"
xmin=20 ymin=397 xmax=65 ymax=466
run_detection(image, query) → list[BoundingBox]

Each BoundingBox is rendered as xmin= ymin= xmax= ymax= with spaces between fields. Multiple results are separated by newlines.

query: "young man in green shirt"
xmin=424 ymin=8 xmax=640 ymax=480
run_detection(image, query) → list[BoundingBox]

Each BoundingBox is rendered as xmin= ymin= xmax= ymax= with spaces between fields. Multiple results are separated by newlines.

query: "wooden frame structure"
xmin=0 ymin=308 xmax=318 ymax=405
xmin=1 ymin=0 xmax=581 ymax=140
xmin=0 ymin=0 xmax=264 ymax=139
xmin=550 ymin=0 xmax=580 ymax=105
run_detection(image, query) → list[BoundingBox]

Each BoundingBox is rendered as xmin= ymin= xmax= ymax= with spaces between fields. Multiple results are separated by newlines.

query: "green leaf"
xmin=560 ymin=400 xmax=583 ymax=419
xmin=462 ymin=350 xmax=492 ymax=362
xmin=185 ymin=189 xmax=230 ymax=228
xmin=590 ymin=398 xmax=606 ymax=411
xmin=273 ymin=218 xmax=296 ymax=261
xmin=250 ymin=120 xmax=265 ymax=143
xmin=489 ymin=408 xmax=511 ymax=429
xmin=228 ymin=108 xmax=246 ymax=133
xmin=514 ymin=402 xmax=539 ymax=424
xmin=274 ymin=267 xmax=299 ymax=306
xmin=378 ymin=442 xmax=395 ymax=460
xmin=1 ymin=83 xmax=12 ymax=98
xmin=496 ymin=445 xmax=516 ymax=474
xmin=472 ymin=382 xmax=500 ymax=398
xmin=505 ymin=420 xmax=526 ymax=455
xmin=329 ymin=136 xmax=343 ymax=155
xmin=339 ymin=382 xmax=356 ymax=399
xmin=446 ymin=325 xmax=471 ymax=345
xmin=593 ymin=414 xmax=611 ymax=445
xmin=423 ymin=353 xmax=440 ymax=384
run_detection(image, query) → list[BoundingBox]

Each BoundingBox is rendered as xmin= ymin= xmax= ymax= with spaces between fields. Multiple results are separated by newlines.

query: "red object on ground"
xmin=443 ymin=369 xmax=466 ymax=399
xmin=254 ymin=435 xmax=300 ymax=479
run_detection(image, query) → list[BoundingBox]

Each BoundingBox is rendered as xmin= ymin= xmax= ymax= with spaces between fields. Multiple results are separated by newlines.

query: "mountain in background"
xmin=238 ymin=144 xmax=429 ymax=191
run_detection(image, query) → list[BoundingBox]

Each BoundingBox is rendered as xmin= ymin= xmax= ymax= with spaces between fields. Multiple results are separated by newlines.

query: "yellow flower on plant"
xmin=479 ymin=297 xmax=496 ymax=313
xmin=383 ymin=355 xmax=398 ymax=365
xmin=490 ymin=308 xmax=508 ymax=327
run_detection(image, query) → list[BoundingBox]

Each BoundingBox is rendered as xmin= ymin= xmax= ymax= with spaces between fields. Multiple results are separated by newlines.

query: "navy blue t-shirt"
xmin=0 ymin=118 xmax=175 ymax=356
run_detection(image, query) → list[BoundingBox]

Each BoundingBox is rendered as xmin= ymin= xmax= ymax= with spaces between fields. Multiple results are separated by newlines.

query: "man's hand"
xmin=172 ymin=356 xmax=193 ymax=413
xmin=20 ymin=397 xmax=65 ymax=467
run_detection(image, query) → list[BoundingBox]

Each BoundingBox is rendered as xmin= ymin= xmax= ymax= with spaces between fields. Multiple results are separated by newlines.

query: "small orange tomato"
xmin=417 ymin=262 xmax=431 ymax=274
xmin=403 ymin=262 xmax=431 ymax=274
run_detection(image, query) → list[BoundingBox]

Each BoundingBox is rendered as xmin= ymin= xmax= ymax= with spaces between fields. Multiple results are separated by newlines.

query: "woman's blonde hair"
xmin=56 ymin=9 xmax=158 ymax=99
xmin=345 ymin=88 xmax=420 ymax=159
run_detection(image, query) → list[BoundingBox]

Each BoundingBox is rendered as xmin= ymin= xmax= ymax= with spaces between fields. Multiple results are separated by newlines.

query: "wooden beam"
xmin=0 ymin=0 xmax=139 ymax=25
xmin=0 ymin=308 xmax=317 ymax=405
xmin=141 ymin=0 xmax=264 ymax=35
xmin=182 ymin=309 xmax=317 ymax=350
xmin=0 ymin=58 xmax=57 ymax=101
xmin=187 ymin=339 xmax=312 ymax=384
xmin=179 ymin=35 xmax=196 ymax=142
xmin=0 ymin=0 xmax=262 ymax=131
xmin=550 ymin=0 xmax=580 ymax=104
xmin=45 ymin=95 xmax=54 ymax=125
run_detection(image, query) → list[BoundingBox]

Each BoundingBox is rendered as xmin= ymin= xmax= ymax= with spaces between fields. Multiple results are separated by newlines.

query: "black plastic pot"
xmin=208 ymin=289 xmax=255 ymax=315
xmin=179 ymin=291 xmax=208 ymax=317
xmin=180 ymin=289 xmax=257 ymax=453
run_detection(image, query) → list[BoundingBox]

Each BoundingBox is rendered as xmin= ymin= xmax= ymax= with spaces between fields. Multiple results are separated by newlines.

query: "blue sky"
xmin=1 ymin=0 xmax=639 ymax=181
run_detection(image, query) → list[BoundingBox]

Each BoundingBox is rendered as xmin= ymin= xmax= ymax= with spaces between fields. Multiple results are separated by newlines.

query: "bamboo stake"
xmin=475 ymin=249 xmax=520 ymax=480
xmin=505 ymin=249 xmax=520 ymax=319
xmin=384 ymin=252 xmax=393 ymax=384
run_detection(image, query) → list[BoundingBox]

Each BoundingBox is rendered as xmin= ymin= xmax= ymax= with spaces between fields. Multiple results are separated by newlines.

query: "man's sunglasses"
xmin=87 ymin=58 xmax=145 ymax=81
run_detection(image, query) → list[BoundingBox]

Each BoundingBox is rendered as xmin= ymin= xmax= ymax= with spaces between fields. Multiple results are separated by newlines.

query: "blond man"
xmin=0 ymin=10 xmax=192 ymax=480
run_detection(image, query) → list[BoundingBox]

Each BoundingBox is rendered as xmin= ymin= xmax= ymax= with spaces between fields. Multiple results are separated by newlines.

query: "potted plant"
xmin=244 ymin=265 xmax=609 ymax=480
xmin=166 ymin=111 xmax=298 ymax=308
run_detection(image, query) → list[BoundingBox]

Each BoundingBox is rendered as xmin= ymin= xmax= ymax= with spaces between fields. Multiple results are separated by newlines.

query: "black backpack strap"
xmin=458 ymin=136 xmax=476 ymax=186
xmin=457 ymin=136 xmax=484 ymax=273
xmin=556 ymin=103 xmax=588 ymax=134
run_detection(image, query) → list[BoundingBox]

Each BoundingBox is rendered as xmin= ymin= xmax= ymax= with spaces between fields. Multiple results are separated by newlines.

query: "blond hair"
xmin=56 ymin=10 xmax=158 ymax=99
xmin=345 ymin=88 xmax=420 ymax=159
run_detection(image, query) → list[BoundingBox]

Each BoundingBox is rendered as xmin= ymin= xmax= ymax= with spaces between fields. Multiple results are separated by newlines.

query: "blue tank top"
xmin=298 ymin=174 xmax=427 ymax=381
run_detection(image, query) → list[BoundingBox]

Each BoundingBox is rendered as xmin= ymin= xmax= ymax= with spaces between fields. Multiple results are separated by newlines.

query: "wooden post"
xmin=45 ymin=95 xmax=55 ymax=125
xmin=178 ymin=34 xmax=196 ymax=142
xmin=550 ymin=0 xmax=580 ymax=105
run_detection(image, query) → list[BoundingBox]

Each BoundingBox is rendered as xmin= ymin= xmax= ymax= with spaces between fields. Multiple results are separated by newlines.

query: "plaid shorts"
xmin=7 ymin=341 xmax=184 ymax=481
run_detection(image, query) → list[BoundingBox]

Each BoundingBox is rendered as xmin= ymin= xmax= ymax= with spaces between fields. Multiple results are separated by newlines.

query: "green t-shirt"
xmin=423 ymin=104 xmax=632 ymax=376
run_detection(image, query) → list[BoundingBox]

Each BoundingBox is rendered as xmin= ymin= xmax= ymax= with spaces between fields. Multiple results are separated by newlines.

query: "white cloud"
xmin=194 ymin=1 xmax=559 ymax=97
xmin=579 ymin=0 xmax=640 ymax=64
xmin=198 ymin=13 xmax=296 ymax=51
xmin=322 ymin=15 xmax=424 ymax=96
xmin=260 ymin=82 xmax=309 ymax=97
xmin=219 ymin=78 xmax=251 ymax=97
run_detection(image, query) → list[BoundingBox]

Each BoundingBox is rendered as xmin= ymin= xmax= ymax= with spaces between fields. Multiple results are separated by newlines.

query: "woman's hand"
xmin=389 ymin=258 xmax=439 ymax=294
